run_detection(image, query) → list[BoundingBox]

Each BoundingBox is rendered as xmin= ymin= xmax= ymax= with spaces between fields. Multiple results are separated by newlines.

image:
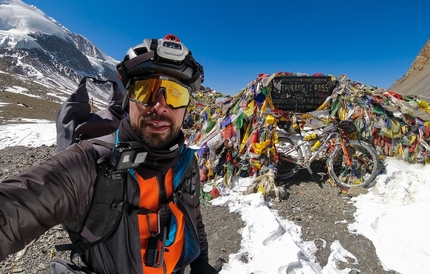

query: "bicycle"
xmin=274 ymin=115 xmax=381 ymax=189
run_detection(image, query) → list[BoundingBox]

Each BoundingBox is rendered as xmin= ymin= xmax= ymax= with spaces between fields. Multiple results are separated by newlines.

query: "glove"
xmin=190 ymin=252 xmax=219 ymax=274
xmin=190 ymin=261 xmax=218 ymax=274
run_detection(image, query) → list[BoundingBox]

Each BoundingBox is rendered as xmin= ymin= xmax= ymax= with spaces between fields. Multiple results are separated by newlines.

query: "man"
xmin=0 ymin=34 xmax=218 ymax=274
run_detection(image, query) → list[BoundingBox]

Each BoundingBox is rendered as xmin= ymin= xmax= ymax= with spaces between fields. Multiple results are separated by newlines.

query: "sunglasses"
xmin=129 ymin=77 xmax=191 ymax=109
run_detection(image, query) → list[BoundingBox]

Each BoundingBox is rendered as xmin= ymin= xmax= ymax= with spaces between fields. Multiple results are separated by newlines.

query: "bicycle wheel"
xmin=327 ymin=140 xmax=380 ymax=188
xmin=275 ymin=137 xmax=302 ymax=179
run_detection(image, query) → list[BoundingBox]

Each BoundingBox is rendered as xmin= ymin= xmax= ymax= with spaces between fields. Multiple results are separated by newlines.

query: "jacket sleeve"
xmin=0 ymin=141 xmax=99 ymax=261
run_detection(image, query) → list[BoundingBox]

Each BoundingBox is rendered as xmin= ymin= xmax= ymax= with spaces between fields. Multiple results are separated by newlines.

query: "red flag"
xmin=221 ymin=123 xmax=235 ymax=139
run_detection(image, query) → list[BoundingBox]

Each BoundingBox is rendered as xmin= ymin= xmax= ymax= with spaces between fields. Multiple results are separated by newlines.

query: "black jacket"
xmin=0 ymin=119 xmax=208 ymax=273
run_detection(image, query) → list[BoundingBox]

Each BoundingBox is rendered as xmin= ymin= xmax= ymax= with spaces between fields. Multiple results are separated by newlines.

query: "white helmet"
xmin=116 ymin=34 xmax=204 ymax=93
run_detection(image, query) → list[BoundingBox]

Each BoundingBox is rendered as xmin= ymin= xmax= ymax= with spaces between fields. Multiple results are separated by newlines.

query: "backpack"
xmin=54 ymin=77 xmax=200 ymax=265
xmin=55 ymin=76 xmax=126 ymax=152
xmin=55 ymin=145 xmax=199 ymax=262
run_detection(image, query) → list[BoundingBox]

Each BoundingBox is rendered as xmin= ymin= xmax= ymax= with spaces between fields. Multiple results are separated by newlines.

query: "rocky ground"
xmin=0 ymin=92 xmax=395 ymax=273
xmin=0 ymin=145 xmax=396 ymax=274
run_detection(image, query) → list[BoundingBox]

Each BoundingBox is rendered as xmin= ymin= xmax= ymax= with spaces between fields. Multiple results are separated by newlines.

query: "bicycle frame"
xmin=277 ymin=130 xmax=341 ymax=175
xmin=275 ymin=115 xmax=382 ymax=189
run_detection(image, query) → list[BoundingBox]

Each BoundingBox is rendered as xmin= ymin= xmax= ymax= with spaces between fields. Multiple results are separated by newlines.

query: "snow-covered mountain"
xmin=0 ymin=0 xmax=122 ymax=103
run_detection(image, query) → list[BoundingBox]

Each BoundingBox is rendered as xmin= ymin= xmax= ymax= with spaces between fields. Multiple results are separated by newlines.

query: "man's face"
xmin=128 ymin=76 xmax=188 ymax=148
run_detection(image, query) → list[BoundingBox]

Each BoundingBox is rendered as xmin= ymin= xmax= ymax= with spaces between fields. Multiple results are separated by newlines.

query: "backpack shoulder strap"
xmin=173 ymin=146 xmax=197 ymax=192
xmin=56 ymin=141 xmax=127 ymax=260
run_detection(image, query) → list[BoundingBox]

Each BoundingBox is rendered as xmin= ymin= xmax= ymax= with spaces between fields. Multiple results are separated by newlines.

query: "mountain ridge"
xmin=0 ymin=0 xmax=121 ymax=104
xmin=389 ymin=38 xmax=430 ymax=98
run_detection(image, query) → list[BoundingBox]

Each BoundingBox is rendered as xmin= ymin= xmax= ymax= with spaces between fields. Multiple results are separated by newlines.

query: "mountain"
xmin=389 ymin=38 xmax=430 ymax=98
xmin=1 ymin=0 xmax=429 ymax=109
xmin=0 ymin=0 xmax=122 ymax=104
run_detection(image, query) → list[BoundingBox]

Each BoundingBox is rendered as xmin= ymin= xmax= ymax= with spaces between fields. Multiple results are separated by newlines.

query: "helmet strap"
xmin=150 ymin=39 xmax=158 ymax=51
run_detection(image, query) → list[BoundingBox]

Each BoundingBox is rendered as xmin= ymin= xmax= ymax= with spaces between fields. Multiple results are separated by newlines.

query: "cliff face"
xmin=410 ymin=39 xmax=430 ymax=72
xmin=389 ymin=39 xmax=430 ymax=98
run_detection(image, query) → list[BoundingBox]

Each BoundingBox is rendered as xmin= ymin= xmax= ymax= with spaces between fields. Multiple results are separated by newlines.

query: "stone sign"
xmin=270 ymin=76 xmax=336 ymax=112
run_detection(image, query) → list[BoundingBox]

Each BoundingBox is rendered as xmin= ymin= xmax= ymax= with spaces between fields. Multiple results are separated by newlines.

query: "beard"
xmin=131 ymin=112 xmax=180 ymax=148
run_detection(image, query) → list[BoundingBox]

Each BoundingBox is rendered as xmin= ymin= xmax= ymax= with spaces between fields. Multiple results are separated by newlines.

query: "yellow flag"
xmin=338 ymin=102 xmax=346 ymax=121
xmin=252 ymin=139 xmax=271 ymax=155
xmin=240 ymin=122 xmax=252 ymax=152
xmin=204 ymin=106 xmax=212 ymax=120
xmin=266 ymin=96 xmax=275 ymax=110
xmin=316 ymin=101 xmax=328 ymax=111
xmin=244 ymin=100 xmax=255 ymax=117
xmin=260 ymin=100 xmax=267 ymax=116
xmin=258 ymin=183 xmax=266 ymax=199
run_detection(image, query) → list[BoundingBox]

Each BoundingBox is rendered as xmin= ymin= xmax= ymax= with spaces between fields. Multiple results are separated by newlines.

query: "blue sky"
xmin=25 ymin=0 xmax=430 ymax=95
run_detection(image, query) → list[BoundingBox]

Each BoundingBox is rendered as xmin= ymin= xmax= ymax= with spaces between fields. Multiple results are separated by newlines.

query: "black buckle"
xmin=144 ymin=226 xmax=167 ymax=268
xmin=111 ymin=200 xmax=127 ymax=212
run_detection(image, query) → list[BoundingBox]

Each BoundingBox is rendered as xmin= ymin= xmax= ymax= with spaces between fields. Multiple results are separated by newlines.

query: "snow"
xmin=0 ymin=0 xmax=68 ymax=41
xmin=1 ymin=119 xmax=429 ymax=274
xmin=348 ymin=159 xmax=430 ymax=274
xmin=0 ymin=119 xmax=56 ymax=149
xmin=4 ymin=84 xmax=70 ymax=103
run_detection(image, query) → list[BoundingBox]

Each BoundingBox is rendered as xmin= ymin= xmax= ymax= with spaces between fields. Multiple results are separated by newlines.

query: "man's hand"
xmin=190 ymin=261 xmax=218 ymax=274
